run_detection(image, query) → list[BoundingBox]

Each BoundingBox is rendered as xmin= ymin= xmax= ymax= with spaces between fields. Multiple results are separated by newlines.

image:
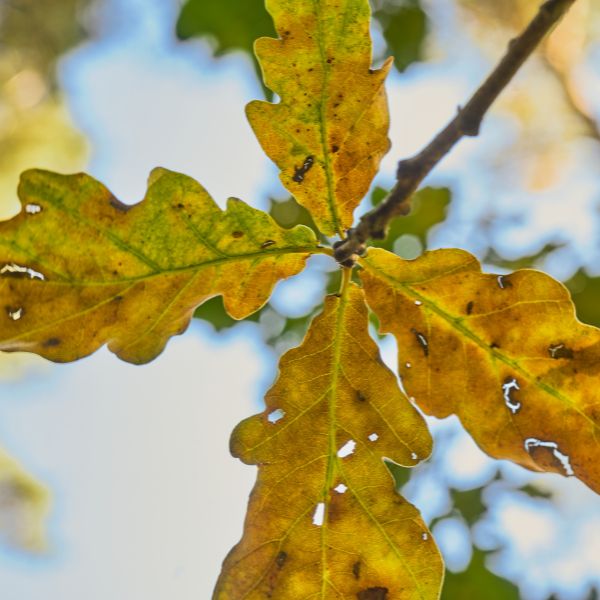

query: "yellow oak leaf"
xmin=215 ymin=283 xmax=442 ymax=599
xmin=0 ymin=168 xmax=320 ymax=364
xmin=360 ymin=247 xmax=600 ymax=492
xmin=246 ymin=0 xmax=393 ymax=236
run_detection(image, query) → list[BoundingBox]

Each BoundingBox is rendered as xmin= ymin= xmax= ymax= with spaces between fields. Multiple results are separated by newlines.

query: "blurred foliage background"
xmin=2 ymin=0 xmax=600 ymax=597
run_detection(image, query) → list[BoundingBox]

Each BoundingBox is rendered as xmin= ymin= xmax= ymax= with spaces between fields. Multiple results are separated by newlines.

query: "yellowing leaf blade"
xmin=216 ymin=283 xmax=443 ymax=599
xmin=361 ymin=247 xmax=600 ymax=493
xmin=0 ymin=168 xmax=319 ymax=364
xmin=247 ymin=0 xmax=393 ymax=236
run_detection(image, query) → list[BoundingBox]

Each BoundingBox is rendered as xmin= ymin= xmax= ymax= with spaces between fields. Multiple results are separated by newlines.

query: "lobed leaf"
xmin=0 ymin=168 xmax=319 ymax=364
xmin=360 ymin=248 xmax=600 ymax=493
xmin=246 ymin=0 xmax=393 ymax=236
xmin=215 ymin=283 xmax=443 ymax=599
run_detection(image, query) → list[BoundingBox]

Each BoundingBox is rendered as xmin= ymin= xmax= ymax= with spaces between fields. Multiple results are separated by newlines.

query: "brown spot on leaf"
xmin=548 ymin=343 xmax=574 ymax=359
xmin=275 ymin=551 xmax=287 ymax=568
xmin=293 ymin=155 xmax=315 ymax=183
xmin=232 ymin=231 xmax=244 ymax=239
xmin=43 ymin=337 xmax=61 ymax=347
xmin=331 ymin=144 xmax=340 ymax=153
xmin=357 ymin=587 xmax=388 ymax=600
xmin=356 ymin=391 xmax=367 ymax=402
xmin=352 ymin=561 xmax=361 ymax=579
xmin=466 ymin=301 xmax=474 ymax=315
xmin=411 ymin=328 xmax=429 ymax=357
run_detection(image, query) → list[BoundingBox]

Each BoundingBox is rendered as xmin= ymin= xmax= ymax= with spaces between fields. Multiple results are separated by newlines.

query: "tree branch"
xmin=334 ymin=0 xmax=578 ymax=265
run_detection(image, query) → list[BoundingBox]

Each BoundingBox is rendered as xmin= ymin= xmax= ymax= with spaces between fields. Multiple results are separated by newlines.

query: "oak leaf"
xmin=215 ymin=283 xmax=442 ymax=599
xmin=0 ymin=168 xmax=319 ymax=364
xmin=360 ymin=248 xmax=600 ymax=493
xmin=246 ymin=0 xmax=393 ymax=236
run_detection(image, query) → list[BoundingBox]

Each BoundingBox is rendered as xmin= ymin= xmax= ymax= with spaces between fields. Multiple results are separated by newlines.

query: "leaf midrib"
xmin=9 ymin=245 xmax=326 ymax=286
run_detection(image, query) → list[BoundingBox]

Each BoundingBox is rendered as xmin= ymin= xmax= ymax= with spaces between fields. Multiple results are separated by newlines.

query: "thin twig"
xmin=333 ymin=0 xmax=578 ymax=265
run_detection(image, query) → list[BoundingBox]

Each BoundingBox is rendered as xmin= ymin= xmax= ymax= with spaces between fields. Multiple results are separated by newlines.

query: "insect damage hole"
xmin=7 ymin=307 xmax=23 ymax=321
xmin=334 ymin=483 xmax=347 ymax=494
xmin=524 ymin=438 xmax=574 ymax=476
xmin=25 ymin=204 xmax=42 ymax=214
xmin=312 ymin=502 xmax=325 ymax=526
xmin=0 ymin=263 xmax=45 ymax=280
xmin=337 ymin=439 xmax=356 ymax=458
xmin=548 ymin=343 xmax=574 ymax=359
xmin=267 ymin=409 xmax=285 ymax=424
xmin=368 ymin=433 xmax=379 ymax=442
xmin=502 ymin=377 xmax=521 ymax=414
xmin=497 ymin=275 xmax=511 ymax=289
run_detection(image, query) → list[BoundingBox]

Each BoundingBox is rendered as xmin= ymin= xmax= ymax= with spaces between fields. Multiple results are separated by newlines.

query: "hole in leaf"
xmin=334 ymin=483 xmax=347 ymax=494
xmin=368 ymin=433 xmax=379 ymax=442
xmin=25 ymin=204 xmax=42 ymax=214
xmin=337 ymin=440 xmax=356 ymax=458
xmin=0 ymin=263 xmax=45 ymax=280
xmin=267 ymin=409 xmax=285 ymax=424
xmin=6 ymin=307 xmax=23 ymax=321
xmin=524 ymin=438 xmax=574 ymax=476
xmin=502 ymin=377 xmax=521 ymax=414
xmin=312 ymin=502 xmax=325 ymax=526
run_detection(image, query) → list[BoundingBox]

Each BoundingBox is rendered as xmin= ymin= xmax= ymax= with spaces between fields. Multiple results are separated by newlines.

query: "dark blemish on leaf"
xmin=308 ymin=67 xmax=314 ymax=72
xmin=490 ymin=342 xmax=500 ymax=349
xmin=331 ymin=145 xmax=340 ymax=153
xmin=176 ymin=203 xmax=184 ymax=209
xmin=109 ymin=196 xmax=130 ymax=212
xmin=368 ymin=69 xmax=375 ymax=74
xmin=43 ymin=338 xmax=61 ymax=347
xmin=466 ymin=301 xmax=474 ymax=315
xmin=357 ymin=587 xmax=388 ymax=600
xmin=261 ymin=240 xmax=276 ymax=249
xmin=497 ymin=275 xmax=512 ymax=289
xmin=114 ymin=296 xmax=123 ymax=302
xmin=356 ymin=391 xmax=367 ymax=403
xmin=352 ymin=561 xmax=361 ymax=579
xmin=327 ymin=57 xmax=333 ymax=64
xmin=275 ymin=551 xmax=287 ymax=568
xmin=411 ymin=328 xmax=429 ymax=357
xmin=548 ymin=343 xmax=574 ymax=359
xmin=232 ymin=231 xmax=244 ymax=239
xmin=293 ymin=155 xmax=315 ymax=183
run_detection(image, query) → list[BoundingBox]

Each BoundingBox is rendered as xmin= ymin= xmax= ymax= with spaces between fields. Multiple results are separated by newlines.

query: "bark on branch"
xmin=334 ymin=0 xmax=578 ymax=265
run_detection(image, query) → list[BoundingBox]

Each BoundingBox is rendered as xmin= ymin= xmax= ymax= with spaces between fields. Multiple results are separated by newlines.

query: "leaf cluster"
xmin=1 ymin=0 xmax=597 ymax=598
